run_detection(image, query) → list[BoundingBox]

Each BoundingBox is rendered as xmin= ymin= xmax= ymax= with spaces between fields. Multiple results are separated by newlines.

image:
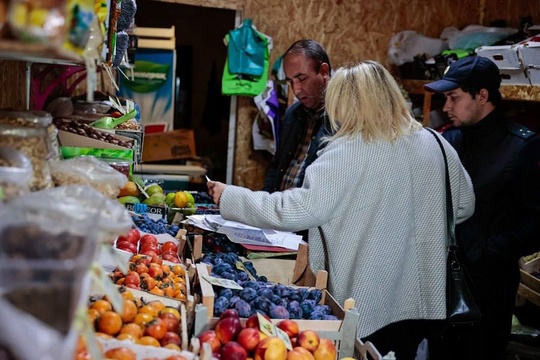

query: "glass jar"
xmin=0 ymin=146 xmax=32 ymax=201
xmin=0 ymin=124 xmax=54 ymax=191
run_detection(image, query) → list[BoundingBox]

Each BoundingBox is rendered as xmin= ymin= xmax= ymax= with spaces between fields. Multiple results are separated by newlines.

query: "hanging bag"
xmin=427 ymin=128 xmax=481 ymax=326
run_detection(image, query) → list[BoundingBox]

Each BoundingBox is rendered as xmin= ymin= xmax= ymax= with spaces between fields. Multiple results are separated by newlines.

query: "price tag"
xmin=257 ymin=313 xmax=276 ymax=337
xmin=275 ymin=327 xmax=293 ymax=350
xmin=202 ymin=275 xmax=243 ymax=290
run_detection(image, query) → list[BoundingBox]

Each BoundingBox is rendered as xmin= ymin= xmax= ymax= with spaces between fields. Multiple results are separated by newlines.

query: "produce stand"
xmin=518 ymin=255 xmax=540 ymax=307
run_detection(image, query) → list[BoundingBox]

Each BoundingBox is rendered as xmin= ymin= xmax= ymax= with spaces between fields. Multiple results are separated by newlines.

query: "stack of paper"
xmin=183 ymin=215 xmax=303 ymax=251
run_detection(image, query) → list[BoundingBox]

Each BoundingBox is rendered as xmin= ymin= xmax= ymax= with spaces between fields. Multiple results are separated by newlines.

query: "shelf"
xmin=0 ymin=39 xmax=84 ymax=65
xmin=401 ymin=79 xmax=540 ymax=102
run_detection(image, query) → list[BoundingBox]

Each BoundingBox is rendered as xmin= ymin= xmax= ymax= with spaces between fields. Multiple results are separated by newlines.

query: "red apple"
xmin=198 ymin=329 xmax=221 ymax=353
xmin=220 ymin=309 xmax=240 ymax=320
xmin=296 ymin=330 xmax=320 ymax=353
xmin=246 ymin=313 xmax=271 ymax=329
xmin=160 ymin=331 xmax=181 ymax=346
xmin=312 ymin=338 xmax=336 ymax=360
xmin=237 ymin=327 xmax=262 ymax=353
xmin=216 ymin=317 xmax=242 ymax=344
xmin=220 ymin=341 xmax=248 ymax=360
xmin=254 ymin=337 xmax=287 ymax=360
xmin=276 ymin=320 xmax=299 ymax=339
xmin=287 ymin=347 xmax=315 ymax=360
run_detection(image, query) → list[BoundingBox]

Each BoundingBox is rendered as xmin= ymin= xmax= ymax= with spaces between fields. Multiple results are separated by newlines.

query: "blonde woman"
xmin=208 ymin=61 xmax=475 ymax=359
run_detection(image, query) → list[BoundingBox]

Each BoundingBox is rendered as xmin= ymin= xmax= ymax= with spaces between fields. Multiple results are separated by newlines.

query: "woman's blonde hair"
xmin=325 ymin=60 xmax=421 ymax=143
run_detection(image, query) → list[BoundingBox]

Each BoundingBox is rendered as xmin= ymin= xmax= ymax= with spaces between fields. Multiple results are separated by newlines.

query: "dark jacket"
xmin=441 ymin=108 xmax=538 ymax=358
xmin=442 ymin=109 xmax=537 ymax=264
xmin=262 ymin=102 xmax=331 ymax=193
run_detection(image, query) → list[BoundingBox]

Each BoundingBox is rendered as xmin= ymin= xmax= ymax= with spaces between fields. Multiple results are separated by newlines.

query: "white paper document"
xmin=184 ymin=215 xmax=303 ymax=250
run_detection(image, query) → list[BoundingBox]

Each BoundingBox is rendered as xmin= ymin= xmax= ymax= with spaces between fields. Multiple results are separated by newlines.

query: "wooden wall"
xmin=1 ymin=0 xmax=538 ymax=190
xmin=232 ymin=0 xmax=540 ymax=189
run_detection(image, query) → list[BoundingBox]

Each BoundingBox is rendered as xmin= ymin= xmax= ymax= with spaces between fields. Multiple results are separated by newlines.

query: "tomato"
xmin=162 ymin=252 xmax=180 ymax=263
xmin=144 ymin=318 xmax=168 ymax=340
xmin=104 ymin=347 xmax=136 ymax=360
xmin=124 ymin=271 xmax=141 ymax=288
xmin=141 ymin=250 xmax=159 ymax=258
xmin=140 ymin=234 xmax=158 ymax=246
xmin=158 ymin=312 xmax=180 ymax=333
xmin=116 ymin=240 xmax=137 ymax=254
xmin=140 ymin=243 xmax=159 ymax=254
xmin=161 ymin=241 xmax=178 ymax=254
xmin=98 ymin=311 xmax=123 ymax=335
xmin=160 ymin=331 xmax=181 ymax=347
xmin=129 ymin=228 xmax=141 ymax=242
xmin=148 ymin=263 xmax=164 ymax=279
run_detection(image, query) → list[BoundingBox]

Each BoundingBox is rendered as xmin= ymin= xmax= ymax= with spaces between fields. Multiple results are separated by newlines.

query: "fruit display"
xmin=202 ymin=233 xmax=245 ymax=255
xmin=110 ymin=254 xmax=188 ymax=301
xmin=196 ymin=309 xmax=337 ymax=360
xmin=202 ymin=252 xmax=267 ymax=283
xmin=114 ymin=227 xmax=182 ymax=264
xmin=132 ymin=214 xmax=181 ymax=237
xmin=87 ymin=288 xmax=184 ymax=349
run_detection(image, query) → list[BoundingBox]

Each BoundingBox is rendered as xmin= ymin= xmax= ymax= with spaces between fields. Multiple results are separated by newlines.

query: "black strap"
xmin=426 ymin=128 xmax=456 ymax=248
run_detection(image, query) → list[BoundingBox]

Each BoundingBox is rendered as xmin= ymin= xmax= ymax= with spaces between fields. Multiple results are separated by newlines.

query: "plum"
xmin=287 ymin=300 xmax=303 ymax=320
xmin=221 ymin=271 xmax=238 ymax=281
xmin=240 ymin=287 xmax=257 ymax=302
xmin=307 ymin=289 xmax=323 ymax=303
xmin=313 ymin=304 xmax=331 ymax=315
xmin=242 ymin=281 xmax=261 ymax=290
xmin=270 ymin=294 xmax=282 ymax=305
xmin=269 ymin=305 xmax=290 ymax=319
xmin=288 ymin=290 xmax=302 ymax=302
xmin=257 ymin=276 xmax=268 ymax=282
xmin=234 ymin=299 xmax=252 ymax=318
xmin=219 ymin=288 xmax=234 ymax=299
xmin=229 ymin=296 xmax=241 ymax=308
xmin=254 ymin=296 xmax=273 ymax=314
xmin=257 ymin=287 xmax=274 ymax=299
xmin=323 ymin=314 xmax=339 ymax=320
xmin=237 ymin=271 xmax=249 ymax=281
xmin=309 ymin=310 xmax=325 ymax=320
xmin=212 ymin=262 xmax=233 ymax=275
xmin=300 ymin=299 xmax=316 ymax=315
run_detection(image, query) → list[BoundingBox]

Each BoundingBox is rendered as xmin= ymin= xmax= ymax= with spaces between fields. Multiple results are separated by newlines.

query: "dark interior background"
xmin=135 ymin=2 xmax=236 ymax=182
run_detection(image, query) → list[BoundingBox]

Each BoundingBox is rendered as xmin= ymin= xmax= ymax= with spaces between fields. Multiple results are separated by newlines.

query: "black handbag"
xmin=427 ymin=128 xmax=481 ymax=326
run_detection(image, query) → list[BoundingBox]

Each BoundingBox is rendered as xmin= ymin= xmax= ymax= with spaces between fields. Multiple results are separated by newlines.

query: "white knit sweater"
xmin=219 ymin=128 xmax=475 ymax=338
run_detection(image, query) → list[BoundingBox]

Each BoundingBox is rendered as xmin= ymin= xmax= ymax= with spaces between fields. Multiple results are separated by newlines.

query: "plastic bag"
xmin=8 ymin=184 xmax=133 ymax=244
xmin=442 ymin=25 xmax=518 ymax=50
xmin=49 ymin=156 xmax=128 ymax=198
xmin=388 ymin=30 xmax=448 ymax=66
xmin=0 ymin=193 xmax=99 ymax=360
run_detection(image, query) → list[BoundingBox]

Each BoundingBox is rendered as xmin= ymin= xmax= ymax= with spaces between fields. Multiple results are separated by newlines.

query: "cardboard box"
xmin=142 ymin=129 xmax=196 ymax=162
xmin=476 ymin=45 xmax=520 ymax=69
xmin=517 ymin=36 xmax=540 ymax=67
xmin=526 ymin=66 xmax=540 ymax=85
xmin=499 ymin=68 xmax=531 ymax=86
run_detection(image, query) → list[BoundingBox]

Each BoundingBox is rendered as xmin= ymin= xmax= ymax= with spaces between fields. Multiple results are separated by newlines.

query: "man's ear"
xmin=319 ymin=62 xmax=330 ymax=79
xmin=478 ymin=89 xmax=489 ymax=104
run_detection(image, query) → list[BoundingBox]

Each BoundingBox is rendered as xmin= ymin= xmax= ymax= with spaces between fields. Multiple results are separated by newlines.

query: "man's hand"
xmin=207 ymin=181 xmax=227 ymax=204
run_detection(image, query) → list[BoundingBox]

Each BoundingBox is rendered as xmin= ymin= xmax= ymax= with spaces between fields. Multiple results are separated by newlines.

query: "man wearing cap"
xmin=425 ymin=56 xmax=539 ymax=359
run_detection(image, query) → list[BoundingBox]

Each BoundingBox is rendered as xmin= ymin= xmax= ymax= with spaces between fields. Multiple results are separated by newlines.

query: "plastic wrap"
xmin=8 ymin=184 xmax=133 ymax=244
xmin=50 ymin=156 xmax=128 ymax=198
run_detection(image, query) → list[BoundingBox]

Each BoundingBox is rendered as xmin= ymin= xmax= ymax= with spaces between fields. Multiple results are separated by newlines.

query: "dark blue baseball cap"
xmin=424 ymin=56 xmax=501 ymax=93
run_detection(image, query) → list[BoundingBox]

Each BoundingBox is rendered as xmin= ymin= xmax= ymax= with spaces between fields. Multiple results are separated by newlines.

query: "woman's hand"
xmin=207 ymin=181 xmax=227 ymax=204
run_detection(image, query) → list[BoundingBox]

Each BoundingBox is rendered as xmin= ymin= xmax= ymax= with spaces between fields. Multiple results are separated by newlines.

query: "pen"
xmin=205 ymin=175 xmax=211 ymax=182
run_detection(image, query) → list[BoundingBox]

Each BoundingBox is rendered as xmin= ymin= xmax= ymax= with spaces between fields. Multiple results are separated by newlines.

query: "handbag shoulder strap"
xmin=426 ymin=128 xmax=457 ymax=248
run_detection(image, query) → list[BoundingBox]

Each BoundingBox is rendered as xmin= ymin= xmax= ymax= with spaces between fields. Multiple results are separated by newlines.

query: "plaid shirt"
xmin=280 ymin=109 xmax=322 ymax=190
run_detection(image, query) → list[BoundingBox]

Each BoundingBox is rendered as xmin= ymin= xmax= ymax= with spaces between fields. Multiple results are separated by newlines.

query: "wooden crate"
xmin=518 ymin=256 xmax=540 ymax=307
xmin=192 ymin=303 xmax=359 ymax=358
